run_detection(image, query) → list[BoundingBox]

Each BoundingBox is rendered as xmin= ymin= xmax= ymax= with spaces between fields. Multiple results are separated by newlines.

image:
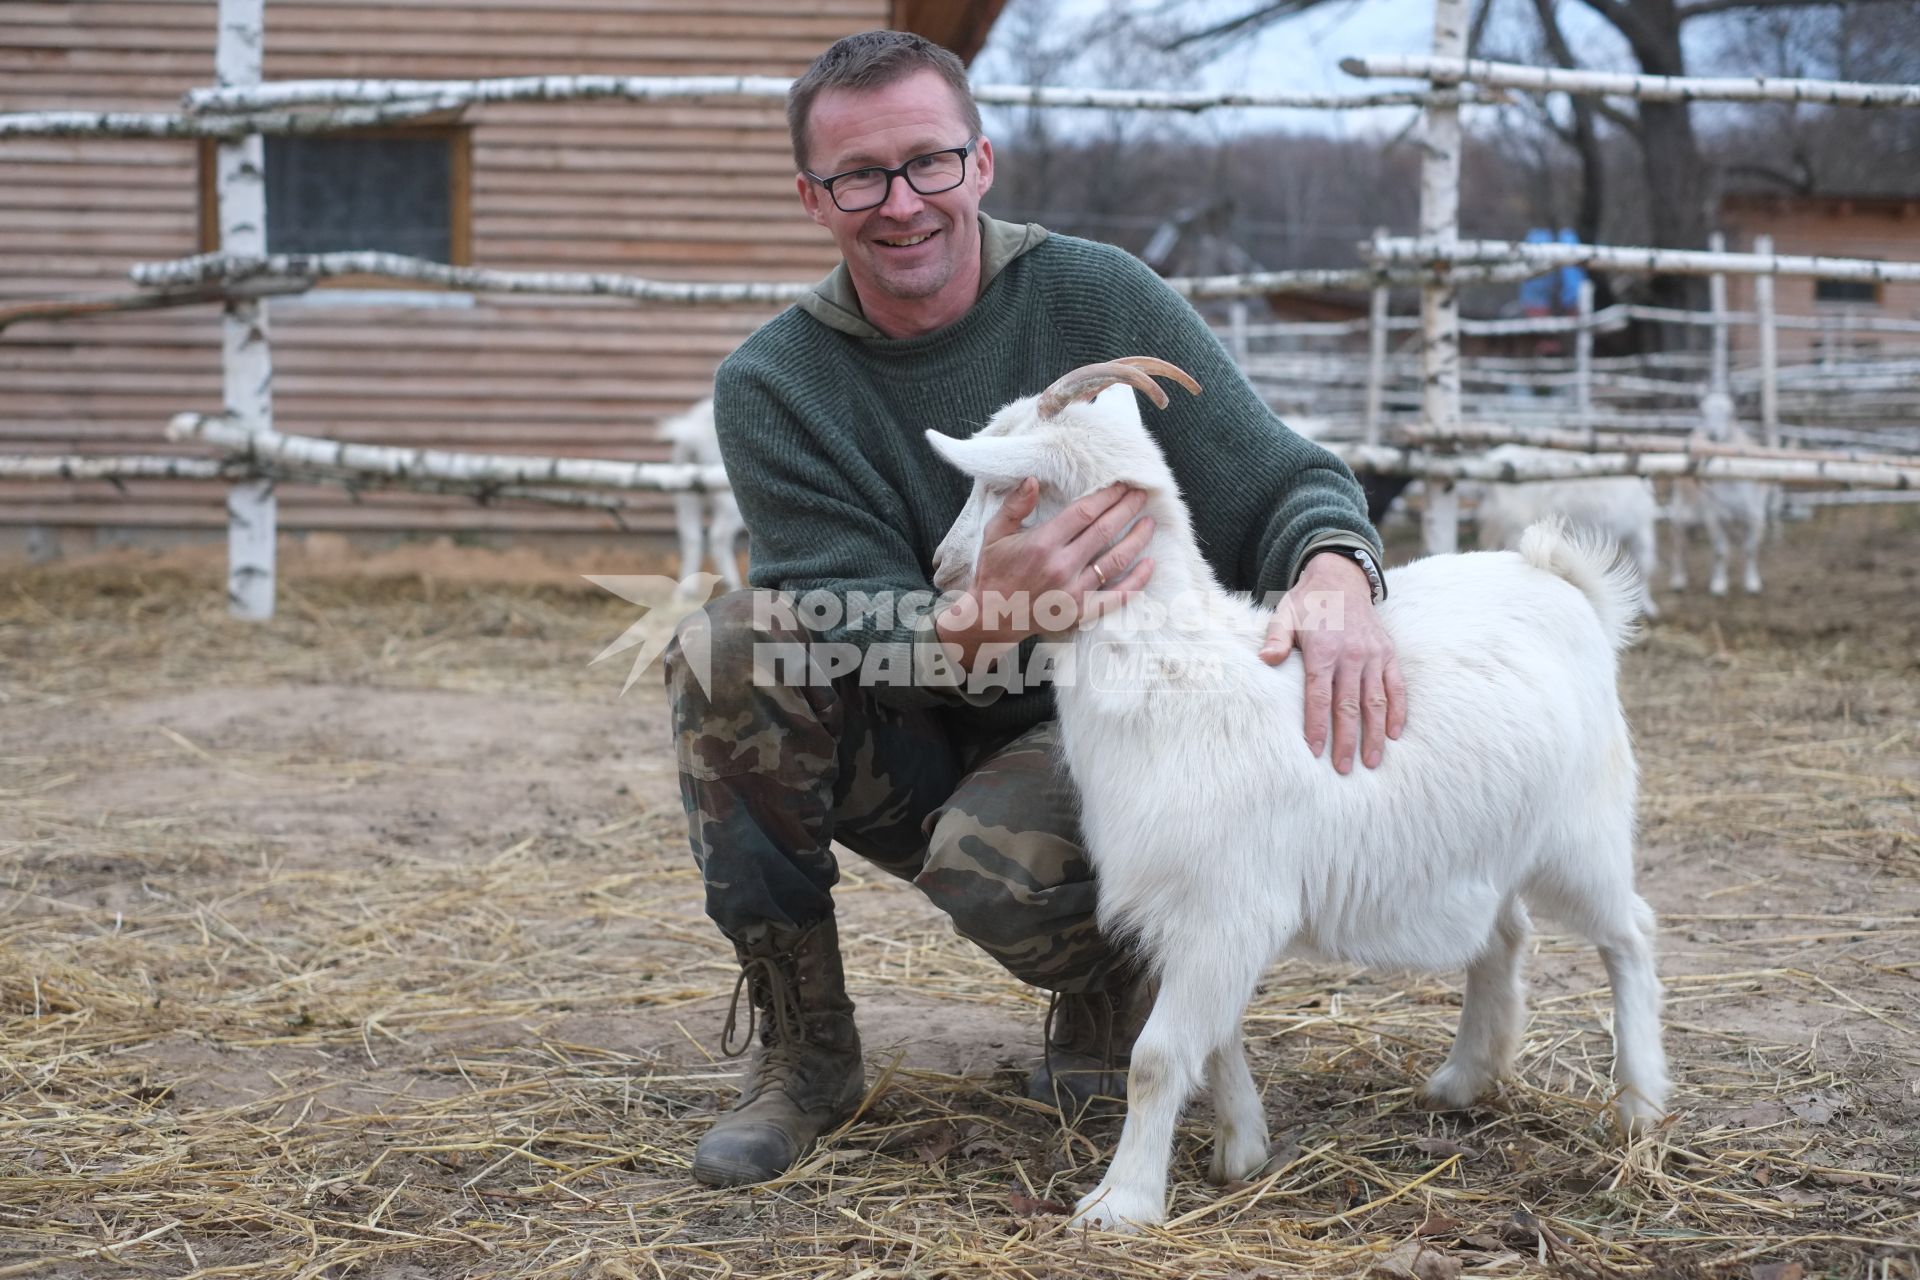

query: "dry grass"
xmin=0 ymin=508 xmax=1915 ymax=1279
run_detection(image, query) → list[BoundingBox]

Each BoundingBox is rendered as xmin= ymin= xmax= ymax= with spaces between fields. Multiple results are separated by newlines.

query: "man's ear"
xmin=924 ymin=429 xmax=1053 ymax=488
xmin=973 ymin=135 xmax=994 ymax=200
xmin=796 ymin=173 xmax=829 ymax=227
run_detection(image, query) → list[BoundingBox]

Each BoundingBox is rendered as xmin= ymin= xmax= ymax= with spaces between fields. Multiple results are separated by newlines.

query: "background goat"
xmin=658 ymin=397 xmax=745 ymax=594
xmin=927 ymin=359 xmax=1669 ymax=1233
xmin=1470 ymin=445 xmax=1662 ymax=617
xmin=1666 ymin=392 xmax=1772 ymax=597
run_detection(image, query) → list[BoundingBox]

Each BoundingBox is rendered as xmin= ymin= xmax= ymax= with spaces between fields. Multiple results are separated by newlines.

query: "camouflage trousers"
xmin=664 ymin=590 xmax=1124 ymax=995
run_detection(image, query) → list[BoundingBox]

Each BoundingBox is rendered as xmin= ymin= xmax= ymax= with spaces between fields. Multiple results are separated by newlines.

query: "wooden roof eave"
xmin=890 ymin=0 xmax=1009 ymax=64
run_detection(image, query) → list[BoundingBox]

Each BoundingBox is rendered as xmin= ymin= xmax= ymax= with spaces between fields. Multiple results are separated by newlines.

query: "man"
xmin=664 ymin=29 xmax=1405 ymax=1188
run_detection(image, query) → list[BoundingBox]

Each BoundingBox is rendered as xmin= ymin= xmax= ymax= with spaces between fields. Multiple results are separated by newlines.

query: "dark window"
xmin=199 ymin=127 xmax=470 ymax=270
xmin=1814 ymin=277 xmax=1880 ymax=305
xmin=266 ymin=135 xmax=451 ymax=259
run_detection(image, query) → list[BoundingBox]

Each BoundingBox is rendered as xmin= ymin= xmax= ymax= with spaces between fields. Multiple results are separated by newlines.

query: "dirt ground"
xmin=0 ymin=507 xmax=1915 ymax=1279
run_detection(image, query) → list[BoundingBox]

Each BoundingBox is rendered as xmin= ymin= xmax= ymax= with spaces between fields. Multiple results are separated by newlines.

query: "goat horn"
xmin=1113 ymin=357 xmax=1202 ymax=399
xmin=1035 ymin=358 xmax=1202 ymax=420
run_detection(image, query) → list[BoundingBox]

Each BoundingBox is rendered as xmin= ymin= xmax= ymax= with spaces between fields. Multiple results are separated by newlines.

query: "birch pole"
xmin=1708 ymin=232 xmax=1730 ymax=396
xmin=166 ymin=413 xmax=731 ymax=491
xmin=215 ymin=0 xmax=276 ymax=620
xmin=1365 ymin=227 xmax=1389 ymax=446
xmin=1335 ymin=443 xmax=1919 ymax=488
xmin=1755 ymin=234 xmax=1779 ymax=446
xmin=1229 ymin=300 xmax=1249 ymax=365
xmin=1338 ymin=55 xmax=1920 ymax=108
xmin=1378 ymin=236 xmax=1920 ymax=283
xmin=180 ymin=73 xmax=1490 ymax=115
xmin=1418 ymin=0 xmax=1466 ymax=554
xmin=1575 ymin=278 xmax=1595 ymax=439
xmin=0 ymin=98 xmax=466 ymax=139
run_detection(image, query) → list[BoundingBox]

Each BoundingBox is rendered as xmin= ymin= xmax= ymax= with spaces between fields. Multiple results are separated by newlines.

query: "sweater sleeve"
xmin=1045 ymin=243 xmax=1382 ymax=600
xmin=712 ymin=350 xmax=1012 ymax=711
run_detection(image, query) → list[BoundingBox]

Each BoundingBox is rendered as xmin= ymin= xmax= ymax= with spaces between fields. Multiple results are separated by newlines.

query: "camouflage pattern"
xmin=912 ymin=723 xmax=1121 ymax=994
xmin=665 ymin=590 xmax=1122 ymax=994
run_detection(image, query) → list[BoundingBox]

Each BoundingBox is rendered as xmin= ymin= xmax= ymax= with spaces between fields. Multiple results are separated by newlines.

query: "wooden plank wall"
xmin=0 ymin=0 xmax=889 ymax=540
xmin=1720 ymin=199 xmax=1920 ymax=363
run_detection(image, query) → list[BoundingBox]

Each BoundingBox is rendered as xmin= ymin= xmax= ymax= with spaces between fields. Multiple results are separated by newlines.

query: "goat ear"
xmin=924 ymin=429 xmax=1055 ymax=488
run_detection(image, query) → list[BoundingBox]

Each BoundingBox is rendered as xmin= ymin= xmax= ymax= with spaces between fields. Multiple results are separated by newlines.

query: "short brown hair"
xmin=787 ymin=30 xmax=983 ymax=172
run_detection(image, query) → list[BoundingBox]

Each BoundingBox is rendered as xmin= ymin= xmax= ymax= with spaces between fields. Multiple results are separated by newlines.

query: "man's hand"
xmin=935 ymin=479 xmax=1155 ymax=669
xmin=1261 ymin=551 xmax=1406 ymax=774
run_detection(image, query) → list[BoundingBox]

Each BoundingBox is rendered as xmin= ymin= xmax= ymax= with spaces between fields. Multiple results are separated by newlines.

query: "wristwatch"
xmin=1310 ymin=545 xmax=1386 ymax=605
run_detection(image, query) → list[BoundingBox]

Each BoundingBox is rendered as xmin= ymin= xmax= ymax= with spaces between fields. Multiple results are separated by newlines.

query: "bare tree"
xmin=1160 ymin=0 xmax=1917 ymax=325
xmin=1710 ymin=3 xmax=1920 ymax=194
xmin=977 ymin=0 xmax=1209 ymax=238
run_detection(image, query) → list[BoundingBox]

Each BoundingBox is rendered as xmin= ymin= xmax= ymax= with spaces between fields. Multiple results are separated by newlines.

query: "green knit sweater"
xmin=712 ymin=215 xmax=1382 ymax=739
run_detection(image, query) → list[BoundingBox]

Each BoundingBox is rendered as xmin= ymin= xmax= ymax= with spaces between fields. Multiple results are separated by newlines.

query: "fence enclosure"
xmin=2 ymin=0 xmax=1918 ymax=613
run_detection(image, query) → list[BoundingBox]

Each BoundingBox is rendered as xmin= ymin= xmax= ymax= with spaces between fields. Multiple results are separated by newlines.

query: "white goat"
xmin=927 ymin=358 xmax=1668 ymax=1234
xmin=1471 ymin=445 xmax=1662 ymax=617
xmin=659 ymin=397 xmax=745 ymax=594
xmin=1666 ymin=392 xmax=1771 ymax=597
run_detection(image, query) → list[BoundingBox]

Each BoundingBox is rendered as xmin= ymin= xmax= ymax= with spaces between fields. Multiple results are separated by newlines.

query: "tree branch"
xmin=1678 ymin=0 xmax=1910 ymax=19
xmin=1539 ymin=106 xmax=1580 ymax=148
xmin=1566 ymin=0 xmax=1673 ymax=72
xmin=1159 ymin=0 xmax=1330 ymax=52
xmin=1528 ymin=0 xmax=1635 ymax=144
xmin=1590 ymin=97 xmax=1641 ymax=137
xmin=1468 ymin=0 xmax=1498 ymax=56
xmin=1725 ymin=160 xmax=1813 ymax=193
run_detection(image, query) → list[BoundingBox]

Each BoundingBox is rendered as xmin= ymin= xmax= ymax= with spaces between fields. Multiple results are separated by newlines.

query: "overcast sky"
xmin=968 ymin=0 xmax=1651 ymax=139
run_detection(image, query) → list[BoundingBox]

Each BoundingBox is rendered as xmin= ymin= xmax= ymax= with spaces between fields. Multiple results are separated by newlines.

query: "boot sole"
xmin=692 ymin=1146 xmax=803 ymax=1187
xmin=690 ymin=1098 xmax=861 ymax=1187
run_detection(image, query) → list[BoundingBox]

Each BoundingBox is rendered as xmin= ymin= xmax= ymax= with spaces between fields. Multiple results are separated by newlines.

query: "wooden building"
xmin=0 ymin=0 xmax=1004 ymax=551
xmin=1719 ymin=193 xmax=1920 ymax=363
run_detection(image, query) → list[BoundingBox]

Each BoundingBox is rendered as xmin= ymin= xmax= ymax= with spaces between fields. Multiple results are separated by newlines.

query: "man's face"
xmin=796 ymin=69 xmax=995 ymax=309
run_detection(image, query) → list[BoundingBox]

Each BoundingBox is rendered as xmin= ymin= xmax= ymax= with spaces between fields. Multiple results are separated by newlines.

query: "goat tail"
xmin=1517 ymin=517 xmax=1644 ymax=651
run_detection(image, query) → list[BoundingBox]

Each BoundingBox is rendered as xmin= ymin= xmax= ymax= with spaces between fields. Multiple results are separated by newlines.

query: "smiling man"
xmin=665 ymin=30 xmax=1402 ymax=1187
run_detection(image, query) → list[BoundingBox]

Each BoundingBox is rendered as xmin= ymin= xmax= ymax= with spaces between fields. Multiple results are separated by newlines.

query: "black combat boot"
xmin=1025 ymin=960 xmax=1157 ymax=1117
xmin=692 ymin=915 xmax=865 ymax=1186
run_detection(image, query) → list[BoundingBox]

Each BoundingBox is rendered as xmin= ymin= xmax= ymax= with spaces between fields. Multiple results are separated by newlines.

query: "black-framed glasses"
xmin=805 ymin=138 xmax=978 ymax=213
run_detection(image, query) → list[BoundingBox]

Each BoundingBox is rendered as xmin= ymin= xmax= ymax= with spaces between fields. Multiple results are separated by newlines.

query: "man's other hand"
xmin=1261 ymin=551 xmax=1406 ymax=774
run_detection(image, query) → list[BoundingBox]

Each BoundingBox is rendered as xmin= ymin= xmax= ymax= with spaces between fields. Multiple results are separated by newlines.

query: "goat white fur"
xmin=1472 ymin=445 xmax=1662 ymax=617
xmin=926 ymin=359 xmax=1669 ymax=1234
xmin=659 ymin=397 xmax=745 ymax=594
xmin=1666 ymin=392 xmax=1771 ymax=597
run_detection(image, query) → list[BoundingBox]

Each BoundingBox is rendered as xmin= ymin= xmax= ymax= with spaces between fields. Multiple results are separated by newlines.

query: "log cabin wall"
xmin=1720 ymin=195 xmax=1920 ymax=364
xmin=0 ymin=0 xmax=940 ymax=547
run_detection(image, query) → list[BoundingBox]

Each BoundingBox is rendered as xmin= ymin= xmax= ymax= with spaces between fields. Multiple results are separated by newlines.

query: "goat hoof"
xmin=1071 ymin=1185 xmax=1160 ymax=1234
xmin=1420 ymin=1064 xmax=1492 ymax=1110
xmin=1614 ymin=1092 xmax=1667 ymax=1139
xmin=1207 ymin=1134 xmax=1271 ymax=1186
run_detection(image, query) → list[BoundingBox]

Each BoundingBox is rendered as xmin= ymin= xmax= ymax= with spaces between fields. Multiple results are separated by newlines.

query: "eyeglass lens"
xmin=832 ymin=151 xmax=968 ymax=212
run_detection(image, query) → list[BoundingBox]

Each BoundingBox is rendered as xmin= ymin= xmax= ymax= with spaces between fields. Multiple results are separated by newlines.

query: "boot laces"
xmin=720 ymin=952 xmax=805 ymax=1060
xmin=1042 ymin=987 xmax=1120 ymax=1094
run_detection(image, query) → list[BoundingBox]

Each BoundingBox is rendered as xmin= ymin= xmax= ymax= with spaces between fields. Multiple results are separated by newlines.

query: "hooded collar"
xmin=796 ymin=213 xmax=1050 ymax=340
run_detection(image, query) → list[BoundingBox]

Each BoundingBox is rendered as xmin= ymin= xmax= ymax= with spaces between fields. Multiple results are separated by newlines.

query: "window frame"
xmin=197 ymin=123 xmax=473 ymax=288
xmin=1811 ymin=276 xmax=1882 ymax=307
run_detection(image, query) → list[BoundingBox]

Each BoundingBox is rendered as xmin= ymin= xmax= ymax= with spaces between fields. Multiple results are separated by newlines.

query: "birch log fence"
xmin=213 ymin=0 xmax=276 ymax=619
xmin=167 ymin=414 xmax=732 ymax=494
xmin=1357 ymin=37 xmax=1920 ymax=551
xmin=1340 ymin=55 xmax=1920 ymax=108
xmin=5 ymin=0 xmax=1920 ymax=614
